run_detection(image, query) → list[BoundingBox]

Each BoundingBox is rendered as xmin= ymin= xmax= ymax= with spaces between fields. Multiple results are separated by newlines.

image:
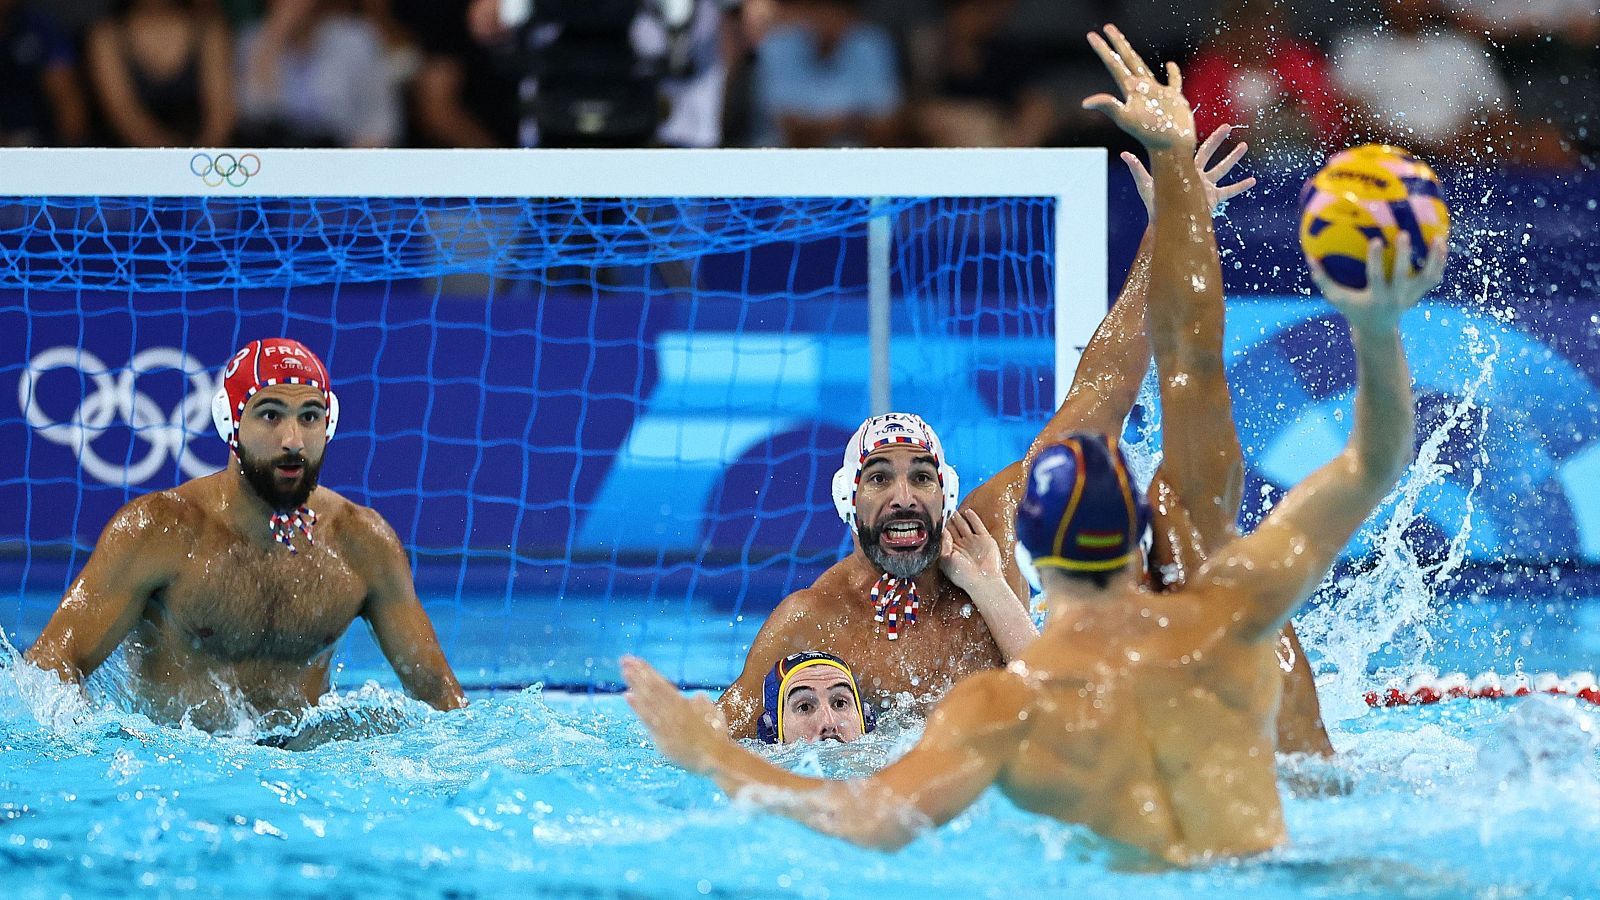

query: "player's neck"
xmin=1040 ymin=569 xmax=1138 ymax=616
xmin=221 ymin=458 xmax=305 ymax=539
xmin=848 ymin=550 xmax=948 ymax=605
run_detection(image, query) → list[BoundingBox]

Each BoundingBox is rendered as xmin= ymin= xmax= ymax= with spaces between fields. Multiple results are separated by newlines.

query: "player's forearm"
xmin=1345 ymin=322 xmax=1415 ymax=489
xmin=395 ymin=658 xmax=467 ymax=710
xmin=1041 ymin=227 xmax=1152 ymax=445
xmin=964 ymin=577 xmax=1038 ymax=661
xmin=1147 ymin=148 xmax=1224 ymax=373
xmin=716 ymin=682 xmax=761 ymax=739
xmin=22 ymin=641 xmax=84 ymax=685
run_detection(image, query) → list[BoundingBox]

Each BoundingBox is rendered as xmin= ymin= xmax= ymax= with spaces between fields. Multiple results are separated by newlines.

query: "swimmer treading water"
xmin=23 ymin=338 xmax=466 ymax=739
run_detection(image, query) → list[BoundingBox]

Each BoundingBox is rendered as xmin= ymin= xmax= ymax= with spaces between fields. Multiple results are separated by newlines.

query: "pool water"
xmin=3 ymin=594 xmax=1599 ymax=899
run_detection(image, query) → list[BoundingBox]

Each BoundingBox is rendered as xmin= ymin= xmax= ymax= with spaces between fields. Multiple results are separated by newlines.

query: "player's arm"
xmin=715 ymin=591 xmax=826 ymax=738
xmin=24 ymin=495 xmax=177 ymax=684
xmin=627 ymin=656 xmax=1025 ymax=850
xmin=1200 ymin=234 xmax=1445 ymax=642
xmin=1084 ymin=27 xmax=1245 ymax=565
xmin=351 ymin=507 xmax=467 ymax=711
xmin=939 ymin=509 xmax=1036 ymax=658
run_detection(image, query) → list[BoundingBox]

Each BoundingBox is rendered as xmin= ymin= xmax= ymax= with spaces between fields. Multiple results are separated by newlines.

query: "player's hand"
xmin=622 ymin=655 xmax=728 ymax=775
xmin=1310 ymin=233 xmax=1447 ymax=331
xmin=1082 ymin=25 xmax=1195 ymax=152
xmin=1122 ymin=124 xmax=1255 ymax=219
xmin=939 ymin=509 xmax=1004 ymax=592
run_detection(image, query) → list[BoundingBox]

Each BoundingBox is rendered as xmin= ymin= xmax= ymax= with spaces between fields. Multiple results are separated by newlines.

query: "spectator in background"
xmin=392 ymin=0 xmax=517 ymax=147
xmin=1447 ymin=0 xmax=1596 ymax=165
xmin=907 ymin=0 xmax=1055 ymax=147
xmin=235 ymin=0 xmax=401 ymax=147
xmin=753 ymin=0 xmax=901 ymax=147
xmin=87 ymin=0 xmax=235 ymax=147
xmin=1183 ymin=0 xmax=1346 ymax=159
xmin=1328 ymin=0 xmax=1566 ymax=164
xmin=0 ymin=0 xmax=90 ymax=145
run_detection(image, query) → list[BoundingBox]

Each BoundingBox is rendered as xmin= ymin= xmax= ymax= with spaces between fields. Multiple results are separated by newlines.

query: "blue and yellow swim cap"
xmin=1018 ymin=433 xmax=1149 ymax=573
xmin=757 ymin=651 xmax=876 ymax=744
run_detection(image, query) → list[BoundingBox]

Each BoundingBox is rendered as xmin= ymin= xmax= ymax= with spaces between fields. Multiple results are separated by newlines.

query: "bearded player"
xmin=25 ymin=338 xmax=467 ymax=733
xmin=716 ymin=130 xmax=1258 ymax=738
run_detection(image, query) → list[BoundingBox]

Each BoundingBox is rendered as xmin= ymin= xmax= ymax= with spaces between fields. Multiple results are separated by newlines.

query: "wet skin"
xmin=624 ymin=25 xmax=1444 ymax=863
xmin=25 ymin=384 xmax=465 ymax=730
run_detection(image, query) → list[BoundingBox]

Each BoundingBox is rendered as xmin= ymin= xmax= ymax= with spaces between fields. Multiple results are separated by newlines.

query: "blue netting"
xmin=1 ymin=193 xmax=1055 ymax=688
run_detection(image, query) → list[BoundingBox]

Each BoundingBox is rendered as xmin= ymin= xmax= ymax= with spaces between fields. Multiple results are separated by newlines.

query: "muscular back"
xmin=991 ymin=588 xmax=1287 ymax=863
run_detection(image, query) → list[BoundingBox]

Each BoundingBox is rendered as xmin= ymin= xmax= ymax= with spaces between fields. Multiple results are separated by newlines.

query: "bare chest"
xmin=824 ymin=595 xmax=1005 ymax=700
xmin=151 ymin=536 xmax=367 ymax=663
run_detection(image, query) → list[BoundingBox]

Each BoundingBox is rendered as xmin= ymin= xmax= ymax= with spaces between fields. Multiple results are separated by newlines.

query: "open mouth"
xmin=274 ymin=462 xmax=305 ymax=480
xmin=879 ymin=519 xmax=927 ymax=551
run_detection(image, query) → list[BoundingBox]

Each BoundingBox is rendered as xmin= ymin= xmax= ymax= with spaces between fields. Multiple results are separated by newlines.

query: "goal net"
xmin=0 ymin=147 xmax=1105 ymax=690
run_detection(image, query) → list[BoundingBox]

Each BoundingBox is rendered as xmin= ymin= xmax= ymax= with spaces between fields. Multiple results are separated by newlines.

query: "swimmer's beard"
xmin=237 ymin=447 xmax=322 ymax=512
xmin=858 ymin=513 xmax=942 ymax=580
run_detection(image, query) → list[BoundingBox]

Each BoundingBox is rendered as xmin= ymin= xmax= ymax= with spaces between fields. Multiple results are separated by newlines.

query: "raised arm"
xmin=1083 ymin=27 xmax=1244 ymax=575
xmin=24 ymin=496 xmax=175 ymax=684
xmin=959 ymin=123 xmax=1252 ymax=591
xmin=626 ymin=656 xmax=1024 ymax=851
xmin=352 ymin=507 xmax=467 ymax=710
xmin=1201 ymin=234 xmax=1445 ymax=642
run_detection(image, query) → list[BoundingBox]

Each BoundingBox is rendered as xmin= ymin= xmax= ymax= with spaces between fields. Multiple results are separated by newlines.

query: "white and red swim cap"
xmin=830 ymin=413 xmax=960 ymax=527
xmin=210 ymin=338 xmax=340 ymax=448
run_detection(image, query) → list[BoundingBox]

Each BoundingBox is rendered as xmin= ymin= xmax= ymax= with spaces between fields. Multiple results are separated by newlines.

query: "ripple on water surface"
xmin=4 ymin=646 xmax=1600 ymax=900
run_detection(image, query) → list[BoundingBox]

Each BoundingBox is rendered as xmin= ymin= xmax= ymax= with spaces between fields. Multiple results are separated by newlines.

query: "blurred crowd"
xmin=1 ymin=0 xmax=1594 ymax=167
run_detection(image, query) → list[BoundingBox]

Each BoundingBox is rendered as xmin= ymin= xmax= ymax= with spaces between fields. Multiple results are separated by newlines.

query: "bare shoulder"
xmin=105 ymin=486 xmax=202 ymax=541
xmin=924 ymin=668 xmax=1032 ymax=747
xmin=322 ymin=492 xmax=404 ymax=557
xmin=763 ymin=583 xmax=848 ymax=634
xmin=959 ymin=460 xmax=1025 ymax=532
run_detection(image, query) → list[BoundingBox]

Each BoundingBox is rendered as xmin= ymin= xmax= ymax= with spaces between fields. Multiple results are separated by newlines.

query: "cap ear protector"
xmin=211 ymin=386 xmax=340 ymax=446
xmin=757 ymin=651 xmax=877 ymax=744
xmin=211 ymin=339 xmax=340 ymax=448
xmin=832 ymin=413 xmax=960 ymax=528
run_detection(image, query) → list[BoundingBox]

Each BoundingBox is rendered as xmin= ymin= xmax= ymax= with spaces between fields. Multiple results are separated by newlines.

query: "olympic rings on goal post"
xmin=190 ymin=152 xmax=262 ymax=188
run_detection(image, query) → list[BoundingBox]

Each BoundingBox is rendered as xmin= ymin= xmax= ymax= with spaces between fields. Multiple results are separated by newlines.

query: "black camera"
xmin=522 ymin=0 xmax=670 ymax=146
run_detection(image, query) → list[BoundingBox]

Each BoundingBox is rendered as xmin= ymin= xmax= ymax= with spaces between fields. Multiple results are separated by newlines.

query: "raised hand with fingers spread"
xmin=1311 ymin=233 xmax=1448 ymax=331
xmin=1123 ymin=124 xmax=1257 ymax=219
xmin=1081 ymin=25 xmax=1195 ymax=151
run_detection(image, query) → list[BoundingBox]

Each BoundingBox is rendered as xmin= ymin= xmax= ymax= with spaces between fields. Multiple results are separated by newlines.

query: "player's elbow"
xmin=1344 ymin=440 xmax=1412 ymax=496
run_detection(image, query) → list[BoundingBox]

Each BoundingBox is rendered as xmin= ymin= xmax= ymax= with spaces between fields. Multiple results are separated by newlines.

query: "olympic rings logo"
xmin=20 ymin=347 xmax=223 ymax=486
xmin=190 ymin=152 xmax=261 ymax=188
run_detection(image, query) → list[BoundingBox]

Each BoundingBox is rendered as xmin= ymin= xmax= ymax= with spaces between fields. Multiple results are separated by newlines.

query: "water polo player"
xmin=623 ymin=26 xmax=1446 ymax=861
xmin=714 ymin=105 xmax=1260 ymax=742
xmin=25 ymin=338 xmax=467 ymax=735
xmin=757 ymin=651 xmax=876 ymax=744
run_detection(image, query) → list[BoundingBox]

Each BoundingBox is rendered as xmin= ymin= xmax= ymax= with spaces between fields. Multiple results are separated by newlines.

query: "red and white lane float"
xmin=1364 ymin=671 xmax=1600 ymax=708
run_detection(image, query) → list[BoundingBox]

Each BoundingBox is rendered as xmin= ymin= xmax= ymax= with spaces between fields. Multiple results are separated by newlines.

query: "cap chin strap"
xmin=831 ymin=460 xmax=959 ymax=528
xmin=211 ymin=383 xmax=341 ymax=447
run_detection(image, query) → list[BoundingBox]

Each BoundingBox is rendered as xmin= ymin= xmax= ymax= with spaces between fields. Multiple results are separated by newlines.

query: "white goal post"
xmin=0 ymin=147 xmax=1107 ymax=404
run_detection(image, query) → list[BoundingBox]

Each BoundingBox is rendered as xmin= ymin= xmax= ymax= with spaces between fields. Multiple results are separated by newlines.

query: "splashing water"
xmin=1300 ymin=323 xmax=1500 ymax=724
